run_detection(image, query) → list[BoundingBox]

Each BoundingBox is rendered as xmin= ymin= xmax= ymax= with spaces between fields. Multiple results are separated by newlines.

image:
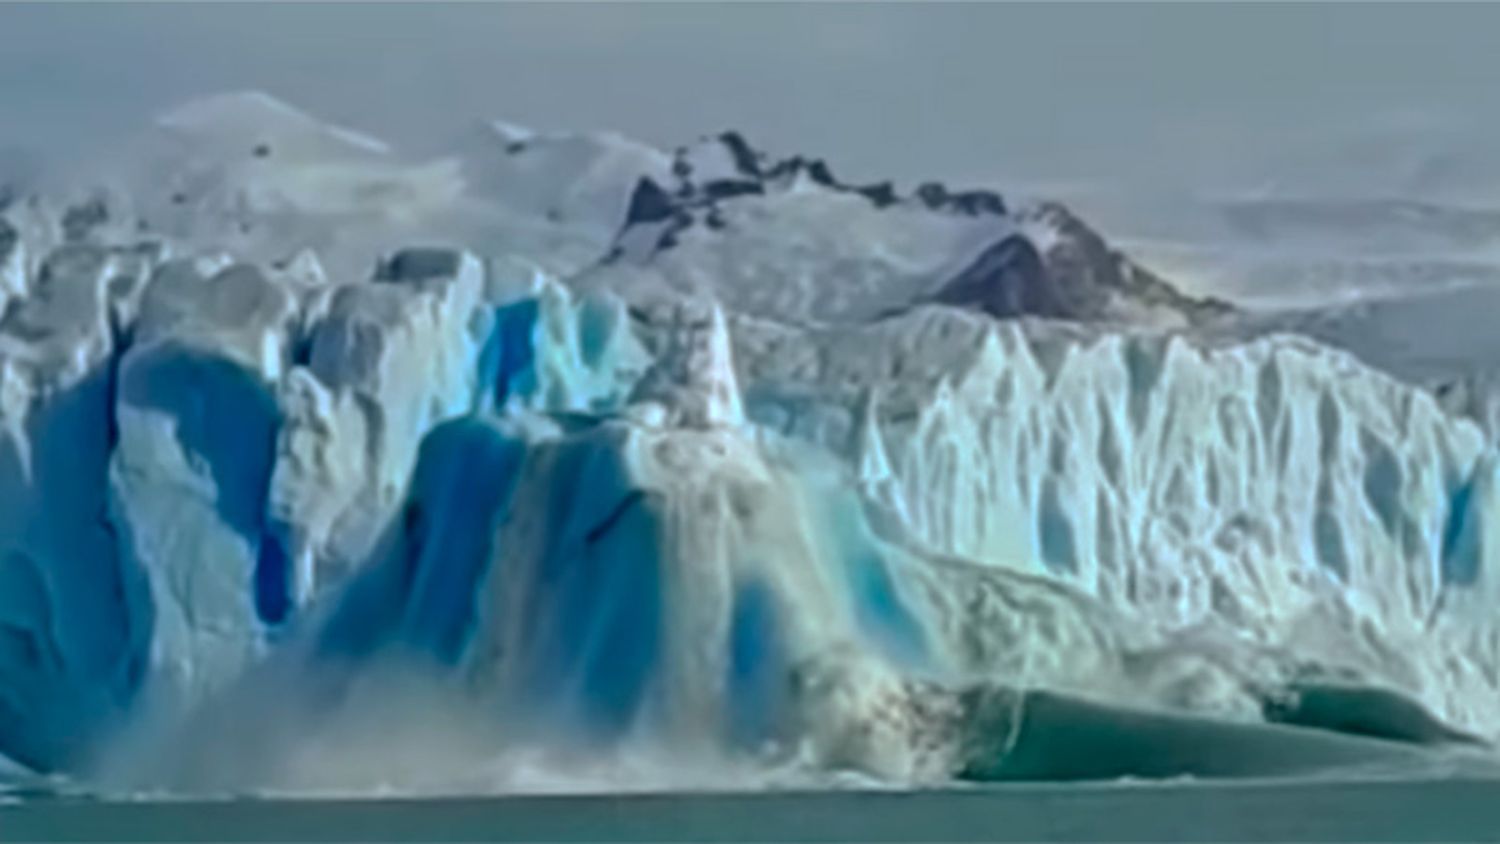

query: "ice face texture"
xmin=0 ymin=94 xmax=1495 ymax=786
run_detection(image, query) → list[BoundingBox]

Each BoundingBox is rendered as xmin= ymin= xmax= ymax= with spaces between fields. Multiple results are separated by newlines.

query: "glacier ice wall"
xmin=132 ymin=294 xmax=1500 ymax=791
xmin=112 ymin=260 xmax=296 ymax=696
xmin=739 ymin=308 xmax=1500 ymax=729
xmin=3 ymin=99 xmax=1500 ymax=784
xmin=0 ymin=224 xmax=660 ymax=772
xmin=0 ymin=242 xmax=157 ymax=770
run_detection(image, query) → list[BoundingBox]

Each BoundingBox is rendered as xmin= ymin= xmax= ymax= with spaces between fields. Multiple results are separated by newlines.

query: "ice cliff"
xmin=0 ymin=94 xmax=1496 ymax=788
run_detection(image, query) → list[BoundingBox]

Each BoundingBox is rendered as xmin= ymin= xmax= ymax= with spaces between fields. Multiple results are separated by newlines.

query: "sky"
xmin=4 ymin=3 xmax=1500 ymax=196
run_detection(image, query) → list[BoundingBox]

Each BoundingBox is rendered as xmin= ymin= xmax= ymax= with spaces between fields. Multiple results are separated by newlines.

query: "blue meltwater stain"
xmin=475 ymin=299 xmax=541 ymax=412
xmin=313 ymin=418 xmax=529 ymax=666
xmin=823 ymin=491 xmax=928 ymax=666
xmin=399 ymin=419 xmax=529 ymax=663
xmin=726 ymin=579 xmax=786 ymax=747
xmin=848 ymin=550 xmax=927 ymax=666
xmin=517 ymin=440 xmax=664 ymax=737
xmin=253 ymin=535 xmax=293 ymax=625
xmin=1441 ymin=476 xmax=1480 ymax=587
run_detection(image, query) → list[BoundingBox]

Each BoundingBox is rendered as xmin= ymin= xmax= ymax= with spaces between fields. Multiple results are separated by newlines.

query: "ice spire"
xmin=628 ymin=301 xmax=744 ymax=428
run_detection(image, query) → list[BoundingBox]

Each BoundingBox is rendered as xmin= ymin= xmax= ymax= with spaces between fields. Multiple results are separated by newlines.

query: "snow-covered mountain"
xmin=1051 ymin=186 xmax=1500 ymax=399
xmin=1 ymin=93 xmax=1498 ymax=791
xmin=580 ymin=132 xmax=1231 ymax=328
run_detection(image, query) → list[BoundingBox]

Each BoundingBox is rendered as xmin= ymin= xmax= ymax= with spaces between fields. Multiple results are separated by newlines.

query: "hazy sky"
xmin=4 ymin=3 xmax=1500 ymax=194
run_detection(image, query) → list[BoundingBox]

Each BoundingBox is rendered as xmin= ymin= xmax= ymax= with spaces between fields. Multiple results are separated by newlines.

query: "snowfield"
xmin=1 ymin=92 xmax=1498 ymax=792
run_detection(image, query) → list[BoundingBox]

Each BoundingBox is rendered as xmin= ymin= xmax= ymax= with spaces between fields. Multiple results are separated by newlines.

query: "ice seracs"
xmin=265 ymin=247 xmax=487 ymax=604
xmin=110 ymin=259 xmax=300 ymax=697
xmin=627 ymin=303 xmax=744 ymax=429
xmin=477 ymin=275 xmax=648 ymax=418
xmin=0 ymin=218 xmax=26 ymax=312
xmin=0 ymin=241 xmax=156 ymax=770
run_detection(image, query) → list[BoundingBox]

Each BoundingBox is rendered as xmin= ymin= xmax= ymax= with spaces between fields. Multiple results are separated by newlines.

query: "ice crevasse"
xmin=0 ymin=231 xmax=1498 ymax=784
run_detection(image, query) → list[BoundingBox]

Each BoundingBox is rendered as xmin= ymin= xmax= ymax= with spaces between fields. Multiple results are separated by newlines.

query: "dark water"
xmin=6 ymin=780 xmax=1500 ymax=843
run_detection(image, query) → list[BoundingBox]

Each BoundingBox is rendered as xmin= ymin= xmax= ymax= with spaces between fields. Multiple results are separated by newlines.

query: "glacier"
xmin=1 ymin=93 xmax=1499 ymax=791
